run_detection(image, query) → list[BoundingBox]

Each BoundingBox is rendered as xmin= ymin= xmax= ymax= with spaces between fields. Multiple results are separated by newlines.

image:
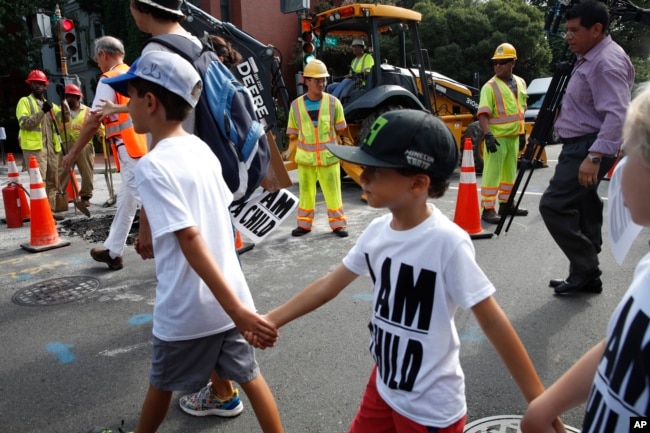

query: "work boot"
xmin=481 ymin=208 xmax=501 ymax=224
xmin=498 ymin=203 xmax=528 ymax=216
xmin=291 ymin=227 xmax=311 ymax=237
xmin=333 ymin=228 xmax=349 ymax=238
xmin=90 ymin=247 xmax=124 ymax=270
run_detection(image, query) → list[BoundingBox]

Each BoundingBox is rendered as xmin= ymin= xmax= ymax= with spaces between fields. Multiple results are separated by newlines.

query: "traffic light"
xmin=60 ymin=18 xmax=78 ymax=62
xmin=301 ymin=19 xmax=315 ymax=65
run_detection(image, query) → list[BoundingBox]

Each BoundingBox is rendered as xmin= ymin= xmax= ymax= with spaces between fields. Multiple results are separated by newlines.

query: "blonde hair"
xmin=623 ymin=83 xmax=650 ymax=165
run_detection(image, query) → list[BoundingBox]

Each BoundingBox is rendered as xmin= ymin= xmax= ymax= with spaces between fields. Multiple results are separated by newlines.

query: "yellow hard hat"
xmin=303 ymin=59 xmax=330 ymax=78
xmin=491 ymin=43 xmax=517 ymax=60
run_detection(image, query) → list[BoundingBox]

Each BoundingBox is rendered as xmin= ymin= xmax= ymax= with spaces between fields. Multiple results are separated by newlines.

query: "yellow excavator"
xmin=285 ymin=3 xmax=484 ymax=184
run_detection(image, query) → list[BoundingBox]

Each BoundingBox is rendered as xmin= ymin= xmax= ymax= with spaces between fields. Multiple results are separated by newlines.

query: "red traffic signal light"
xmin=60 ymin=18 xmax=77 ymax=58
xmin=61 ymin=18 xmax=74 ymax=32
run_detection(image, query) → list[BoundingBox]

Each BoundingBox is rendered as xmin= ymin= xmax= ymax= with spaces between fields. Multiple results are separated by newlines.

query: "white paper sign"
xmin=230 ymin=188 xmax=298 ymax=243
xmin=608 ymin=156 xmax=643 ymax=265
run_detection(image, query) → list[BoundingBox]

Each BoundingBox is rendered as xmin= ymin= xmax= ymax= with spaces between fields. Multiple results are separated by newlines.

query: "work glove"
xmin=42 ymin=100 xmax=52 ymax=114
xmin=519 ymin=134 xmax=526 ymax=151
xmin=485 ymin=133 xmax=500 ymax=153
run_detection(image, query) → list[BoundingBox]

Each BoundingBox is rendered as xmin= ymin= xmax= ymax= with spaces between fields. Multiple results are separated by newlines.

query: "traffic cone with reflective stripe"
xmin=7 ymin=153 xmax=30 ymax=221
xmin=454 ymin=138 xmax=493 ymax=239
xmin=20 ymin=156 xmax=70 ymax=253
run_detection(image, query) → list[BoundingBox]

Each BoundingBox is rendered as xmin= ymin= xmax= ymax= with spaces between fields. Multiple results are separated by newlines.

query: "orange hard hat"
xmin=25 ymin=70 xmax=49 ymax=86
xmin=64 ymin=83 xmax=82 ymax=97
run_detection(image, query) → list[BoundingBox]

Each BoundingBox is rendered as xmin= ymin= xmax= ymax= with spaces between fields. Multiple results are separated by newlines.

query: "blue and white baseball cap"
xmin=102 ymin=50 xmax=202 ymax=108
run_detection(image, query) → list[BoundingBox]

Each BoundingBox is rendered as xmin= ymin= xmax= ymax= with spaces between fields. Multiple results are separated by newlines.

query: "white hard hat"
xmin=351 ymin=38 xmax=365 ymax=47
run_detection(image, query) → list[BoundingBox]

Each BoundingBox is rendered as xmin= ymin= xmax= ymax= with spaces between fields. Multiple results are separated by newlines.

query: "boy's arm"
xmin=245 ymin=264 xmax=357 ymax=348
xmin=520 ymin=340 xmax=606 ymax=433
xmin=134 ymin=207 xmax=154 ymax=260
xmin=175 ymin=226 xmax=278 ymax=345
xmin=268 ymin=264 xmax=357 ymax=327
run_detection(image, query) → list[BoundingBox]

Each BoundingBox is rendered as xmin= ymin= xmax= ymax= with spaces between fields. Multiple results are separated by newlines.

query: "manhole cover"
xmin=12 ymin=276 xmax=101 ymax=306
xmin=464 ymin=415 xmax=579 ymax=433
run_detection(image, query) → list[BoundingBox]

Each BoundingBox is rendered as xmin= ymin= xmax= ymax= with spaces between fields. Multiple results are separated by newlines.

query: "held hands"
xmin=485 ymin=133 xmax=500 ymax=153
xmin=236 ymin=312 xmax=278 ymax=349
xmin=244 ymin=313 xmax=279 ymax=349
xmin=42 ymin=100 xmax=53 ymax=114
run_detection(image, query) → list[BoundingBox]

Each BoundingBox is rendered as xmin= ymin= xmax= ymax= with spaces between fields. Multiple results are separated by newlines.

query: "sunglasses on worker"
xmin=493 ymin=59 xmax=514 ymax=66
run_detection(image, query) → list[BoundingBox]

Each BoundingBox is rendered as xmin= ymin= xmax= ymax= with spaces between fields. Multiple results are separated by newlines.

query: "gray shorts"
xmin=150 ymin=328 xmax=259 ymax=391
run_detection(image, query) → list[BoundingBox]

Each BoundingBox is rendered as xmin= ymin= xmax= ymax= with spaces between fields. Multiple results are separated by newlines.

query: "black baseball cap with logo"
xmin=327 ymin=109 xmax=458 ymax=181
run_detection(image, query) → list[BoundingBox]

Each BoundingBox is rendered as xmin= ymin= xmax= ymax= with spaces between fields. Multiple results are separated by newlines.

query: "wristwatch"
xmin=588 ymin=154 xmax=602 ymax=164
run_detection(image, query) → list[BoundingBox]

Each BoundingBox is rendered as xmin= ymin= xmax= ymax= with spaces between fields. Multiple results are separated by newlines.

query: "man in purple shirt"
xmin=540 ymin=0 xmax=635 ymax=295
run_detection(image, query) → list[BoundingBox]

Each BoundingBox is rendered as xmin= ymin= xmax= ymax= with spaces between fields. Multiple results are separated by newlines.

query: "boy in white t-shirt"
xmin=102 ymin=51 xmax=282 ymax=433
xmin=247 ymin=109 xmax=555 ymax=432
xmin=521 ymin=84 xmax=650 ymax=432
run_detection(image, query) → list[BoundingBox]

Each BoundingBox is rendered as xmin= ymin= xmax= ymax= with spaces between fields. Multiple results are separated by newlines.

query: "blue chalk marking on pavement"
xmin=459 ymin=323 xmax=486 ymax=342
xmin=46 ymin=342 xmax=76 ymax=364
xmin=353 ymin=293 xmax=374 ymax=301
xmin=129 ymin=313 xmax=153 ymax=325
xmin=16 ymin=274 xmax=33 ymax=282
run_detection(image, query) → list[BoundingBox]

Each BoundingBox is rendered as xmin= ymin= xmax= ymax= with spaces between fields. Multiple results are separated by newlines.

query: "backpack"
xmin=145 ymin=34 xmax=270 ymax=205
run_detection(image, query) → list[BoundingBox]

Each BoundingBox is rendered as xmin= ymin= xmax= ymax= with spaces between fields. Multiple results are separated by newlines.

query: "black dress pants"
xmin=539 ymin=137 xmax=615 ymax=276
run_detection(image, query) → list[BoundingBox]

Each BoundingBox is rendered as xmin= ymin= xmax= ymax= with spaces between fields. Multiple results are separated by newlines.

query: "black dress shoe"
xmin=554 ymin=270 xmax=602 ymax=294
xmin=550 ymin=277 xmax=602 ymax=293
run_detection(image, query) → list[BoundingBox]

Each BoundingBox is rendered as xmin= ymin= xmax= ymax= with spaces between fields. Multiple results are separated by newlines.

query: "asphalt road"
xmin=0 ymin=145 xmax=648 ymax=433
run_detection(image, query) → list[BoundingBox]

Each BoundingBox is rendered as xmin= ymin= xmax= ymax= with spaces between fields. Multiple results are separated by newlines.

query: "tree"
xmin=414 ymin=0 xmax=552 ymax=86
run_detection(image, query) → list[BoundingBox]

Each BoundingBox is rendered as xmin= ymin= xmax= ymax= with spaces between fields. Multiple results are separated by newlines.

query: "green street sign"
xmin=324 ymin=36 xmax=338 ymax=47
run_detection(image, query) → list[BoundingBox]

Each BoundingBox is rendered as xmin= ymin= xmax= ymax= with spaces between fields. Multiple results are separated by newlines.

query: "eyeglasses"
xmin=308 ymin=78 xmax=327 ymax=84
xmin=492 ymin=59 xmax=514 ymax=66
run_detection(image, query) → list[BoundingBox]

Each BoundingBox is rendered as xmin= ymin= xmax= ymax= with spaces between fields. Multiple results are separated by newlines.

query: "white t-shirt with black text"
xmin=582 ymin=252 xmax=650 ymax=431
xmin=342 ymin=204 xmax=495 ymax=427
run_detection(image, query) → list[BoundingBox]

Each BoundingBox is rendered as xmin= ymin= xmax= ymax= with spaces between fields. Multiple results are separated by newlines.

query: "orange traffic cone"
xmin=65 ymin=172 xmax=81 ymax=203
xmin=7 ymin=153 xmax=30 ymax=221
xmin=235 ymin=230 xmax=254 ymax=255
xmin=20 ymin=156 xmax=70 ymax=253
xmin=454 ymin=138 xmax=493 ymax=239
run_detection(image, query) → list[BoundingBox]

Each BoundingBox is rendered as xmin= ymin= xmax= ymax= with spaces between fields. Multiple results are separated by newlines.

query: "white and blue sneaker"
xmin=179 ymin=382 xmax=244 ymax=417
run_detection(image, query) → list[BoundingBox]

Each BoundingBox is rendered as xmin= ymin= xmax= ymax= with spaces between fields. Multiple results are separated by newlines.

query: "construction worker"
xmin=62 ymin=36 xmax=148 ymax=271
xmin=287 ymin=59 xmax=349 ymax=238
xmin=16 ymin=70 xmax=62 ymax=215
xmin=57 ymin=84 xmax=94 ymax=207
xmin=477 ymin=43 xmax=528 ymax=224
xmin=329 ymin=38 xmax=375 ymax=99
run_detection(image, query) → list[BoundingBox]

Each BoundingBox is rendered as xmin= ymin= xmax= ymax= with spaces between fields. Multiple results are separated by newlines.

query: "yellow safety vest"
xmin=16 ymin=94 xmax=62 ymax=152
xmin=477 ymin=75 xmax=527 ymax=137
xmin=350 ymin=53 xmax=374 ymax=74
xmin=287 ymin=94 xmax=346 ymax=167
xmin=57 ymin=105 xmax=90 ymax=145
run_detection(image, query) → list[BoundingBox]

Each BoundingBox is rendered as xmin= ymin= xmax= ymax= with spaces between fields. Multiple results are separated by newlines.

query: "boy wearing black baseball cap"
xmin=102 ymin=50 xmax=283 ymax=433
xmin=247 ymin=109 xmax=550 ymax=432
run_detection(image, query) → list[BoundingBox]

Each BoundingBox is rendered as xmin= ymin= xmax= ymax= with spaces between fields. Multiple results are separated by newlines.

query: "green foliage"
xmin=411 ymin=0 xmax=552 ymax=86
xmin=101 ymin=0 xmax=149 ymax=64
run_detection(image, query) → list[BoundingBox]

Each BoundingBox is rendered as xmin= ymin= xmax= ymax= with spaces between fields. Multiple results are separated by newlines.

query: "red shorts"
xmin=349 ymin=366 xmax=466 ymax=433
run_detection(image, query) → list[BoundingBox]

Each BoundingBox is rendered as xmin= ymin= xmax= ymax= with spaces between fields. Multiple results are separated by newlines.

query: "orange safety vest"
xmin=100 ymin=64 xmax=147 ymax=159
